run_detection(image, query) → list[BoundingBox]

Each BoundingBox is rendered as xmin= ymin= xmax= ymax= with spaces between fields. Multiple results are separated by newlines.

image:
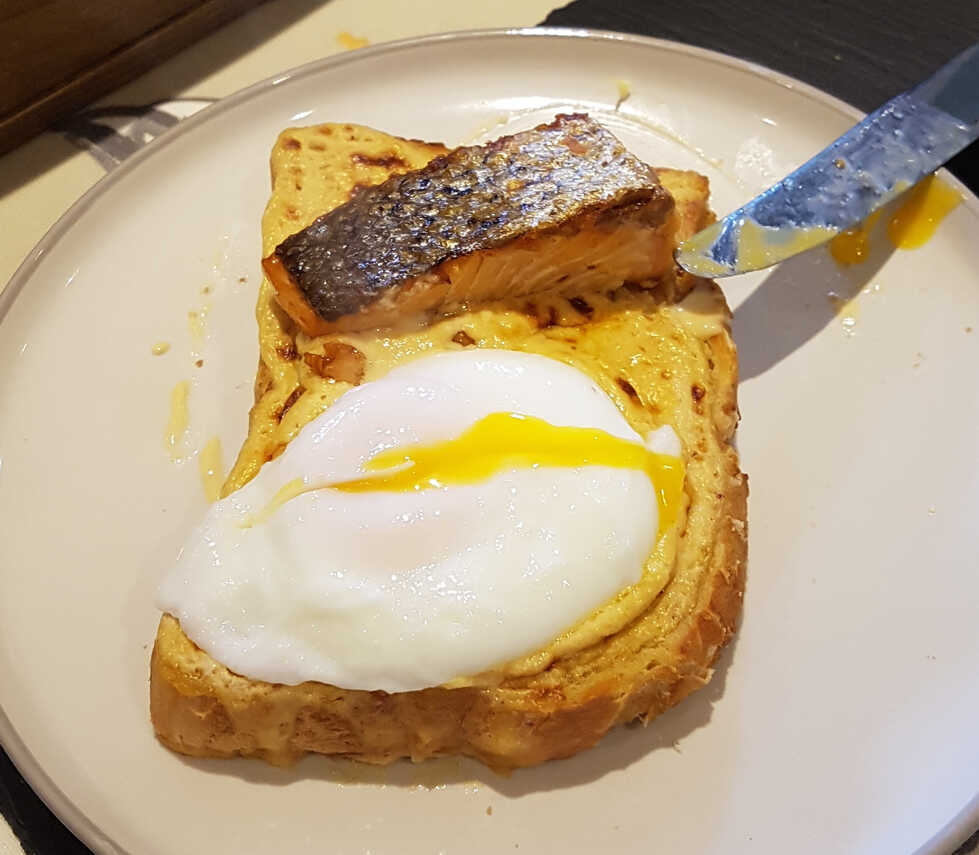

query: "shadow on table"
xmin=175 ymin=632 xmax=740 ymax=796
xmin=0 ymin=0 xmax=327 ymax=201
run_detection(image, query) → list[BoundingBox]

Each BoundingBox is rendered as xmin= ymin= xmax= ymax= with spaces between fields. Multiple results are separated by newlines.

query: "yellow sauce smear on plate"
xmin=886 ymin=174 xmax=962 ymax=249
xmin=198 ymin=436 xmax=224 ymax=502
xmin=165 ymin=381 xmax=190 ymax=460
xmin=245 ymin=412 xmax=684 ymax=537
xmin=830 ymin=175 xmax=962 ymax=264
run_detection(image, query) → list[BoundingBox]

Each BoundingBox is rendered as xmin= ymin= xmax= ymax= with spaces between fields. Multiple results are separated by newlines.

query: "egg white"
xmin=157 ymin=350 xmax=660 ymax=692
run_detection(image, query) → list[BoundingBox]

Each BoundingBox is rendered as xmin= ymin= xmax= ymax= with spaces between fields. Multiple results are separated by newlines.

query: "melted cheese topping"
xmin=658 ymin=280 xmax=730 ymax=338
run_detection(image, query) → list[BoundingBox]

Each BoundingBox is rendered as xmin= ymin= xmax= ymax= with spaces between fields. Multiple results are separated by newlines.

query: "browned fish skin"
xmin=269 ymin=114 xmax=672 ymax=329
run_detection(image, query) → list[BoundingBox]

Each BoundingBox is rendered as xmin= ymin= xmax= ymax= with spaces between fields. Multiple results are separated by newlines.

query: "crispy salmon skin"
xmin=263 ymin=113 xmax=676 ymax=335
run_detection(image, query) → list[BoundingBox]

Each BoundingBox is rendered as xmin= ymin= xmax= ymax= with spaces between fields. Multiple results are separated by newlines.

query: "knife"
xmin=674 ymin=41 xmax=979 ymax=278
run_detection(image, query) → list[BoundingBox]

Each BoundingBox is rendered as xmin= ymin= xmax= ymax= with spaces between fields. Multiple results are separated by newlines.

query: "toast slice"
xmin=150 ymin=122 xmax=747 ymax=771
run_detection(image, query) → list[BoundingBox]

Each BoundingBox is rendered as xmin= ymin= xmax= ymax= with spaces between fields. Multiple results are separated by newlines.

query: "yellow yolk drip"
xmin=830 ymin=176 xmax=962 ymax=266
xmin=678 ymin=218 xmax=836 ymax=276
xmin=733 ymin=218 xmax=836 ymax=270
xmin=830 ymin=210 xmax=882 ymax=265
xmin=887 ymin=174 xmax=962 ymax=249
xmin=247 ymin=413 xmax=685 ymax=538
xmin=241 ymin=477 xmax=309 ymax=528
xmin=198 ymin=436 xmax=224 ymax=502
xmin=165 ymin=380 xmax=190 ymax=460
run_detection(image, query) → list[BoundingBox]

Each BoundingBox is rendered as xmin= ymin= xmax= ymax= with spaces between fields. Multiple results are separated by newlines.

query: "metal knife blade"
xmin=675 ymin=42 xmax=979 ymax=278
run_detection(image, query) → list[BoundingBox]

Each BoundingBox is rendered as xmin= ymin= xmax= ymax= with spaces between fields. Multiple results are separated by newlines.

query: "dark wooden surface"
xmin=0 ymin=0 xmax=268 ymax=156
xmin=1 ymin=0 xmax=977 ymax=852
xmin=544 ymin=0 xmax=978 ymax=194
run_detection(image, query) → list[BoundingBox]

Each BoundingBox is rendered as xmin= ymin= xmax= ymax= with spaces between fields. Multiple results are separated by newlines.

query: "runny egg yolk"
xmin=885 ymin=174 xmax=962 ymax=249
xmin=246 ymin=412 xmax=685 ymax=538
xmin=829 ymin=174 xmax=962 ymax=265
xmin=829 ymin=210 xmax=882 ymax=265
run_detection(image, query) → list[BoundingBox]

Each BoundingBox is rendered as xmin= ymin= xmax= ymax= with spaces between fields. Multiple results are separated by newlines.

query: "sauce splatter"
xmin=165 ymin=381 xmax=190 ymax=460
xmin=199 ymin=436 xmax=224 ymax=502
xmin=614 ymin=79 xmax=631 ymax=110
xmin=337 ymin=32 xmax=369 ymax=50
xmin=829 ymin=210 xmax=882 ymax=265
xmin=830 ymin=175 xmax=961 ymax=266
xmin=887 ymin=174 xmax=962 ymax=249
xmin=188 ymin=306 xmax=209 ymax=344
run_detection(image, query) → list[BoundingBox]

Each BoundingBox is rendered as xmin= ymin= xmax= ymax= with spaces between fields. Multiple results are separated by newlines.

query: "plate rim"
xmin=1 ymin=25 xmax=977 ymax=855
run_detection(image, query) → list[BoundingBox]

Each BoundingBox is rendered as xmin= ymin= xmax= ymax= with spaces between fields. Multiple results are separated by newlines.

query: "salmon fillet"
xmin=263 ymin=114 xmax=676 ymax=336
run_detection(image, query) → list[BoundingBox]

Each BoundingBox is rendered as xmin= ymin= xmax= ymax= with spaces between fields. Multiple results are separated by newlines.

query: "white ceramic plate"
xmin=1 ymin=28 xmax=978 ymax=855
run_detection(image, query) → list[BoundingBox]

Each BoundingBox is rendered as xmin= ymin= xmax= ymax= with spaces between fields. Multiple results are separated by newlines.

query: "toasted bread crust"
xmin=150 ymin=123 xmax=747 ymax=771
xmin=152 ymin=492 xmax=745 ymax=772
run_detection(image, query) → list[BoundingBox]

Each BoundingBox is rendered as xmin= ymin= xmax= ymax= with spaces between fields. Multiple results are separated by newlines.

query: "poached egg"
xmin=157 ymin=350 xmax=681 ymax=692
